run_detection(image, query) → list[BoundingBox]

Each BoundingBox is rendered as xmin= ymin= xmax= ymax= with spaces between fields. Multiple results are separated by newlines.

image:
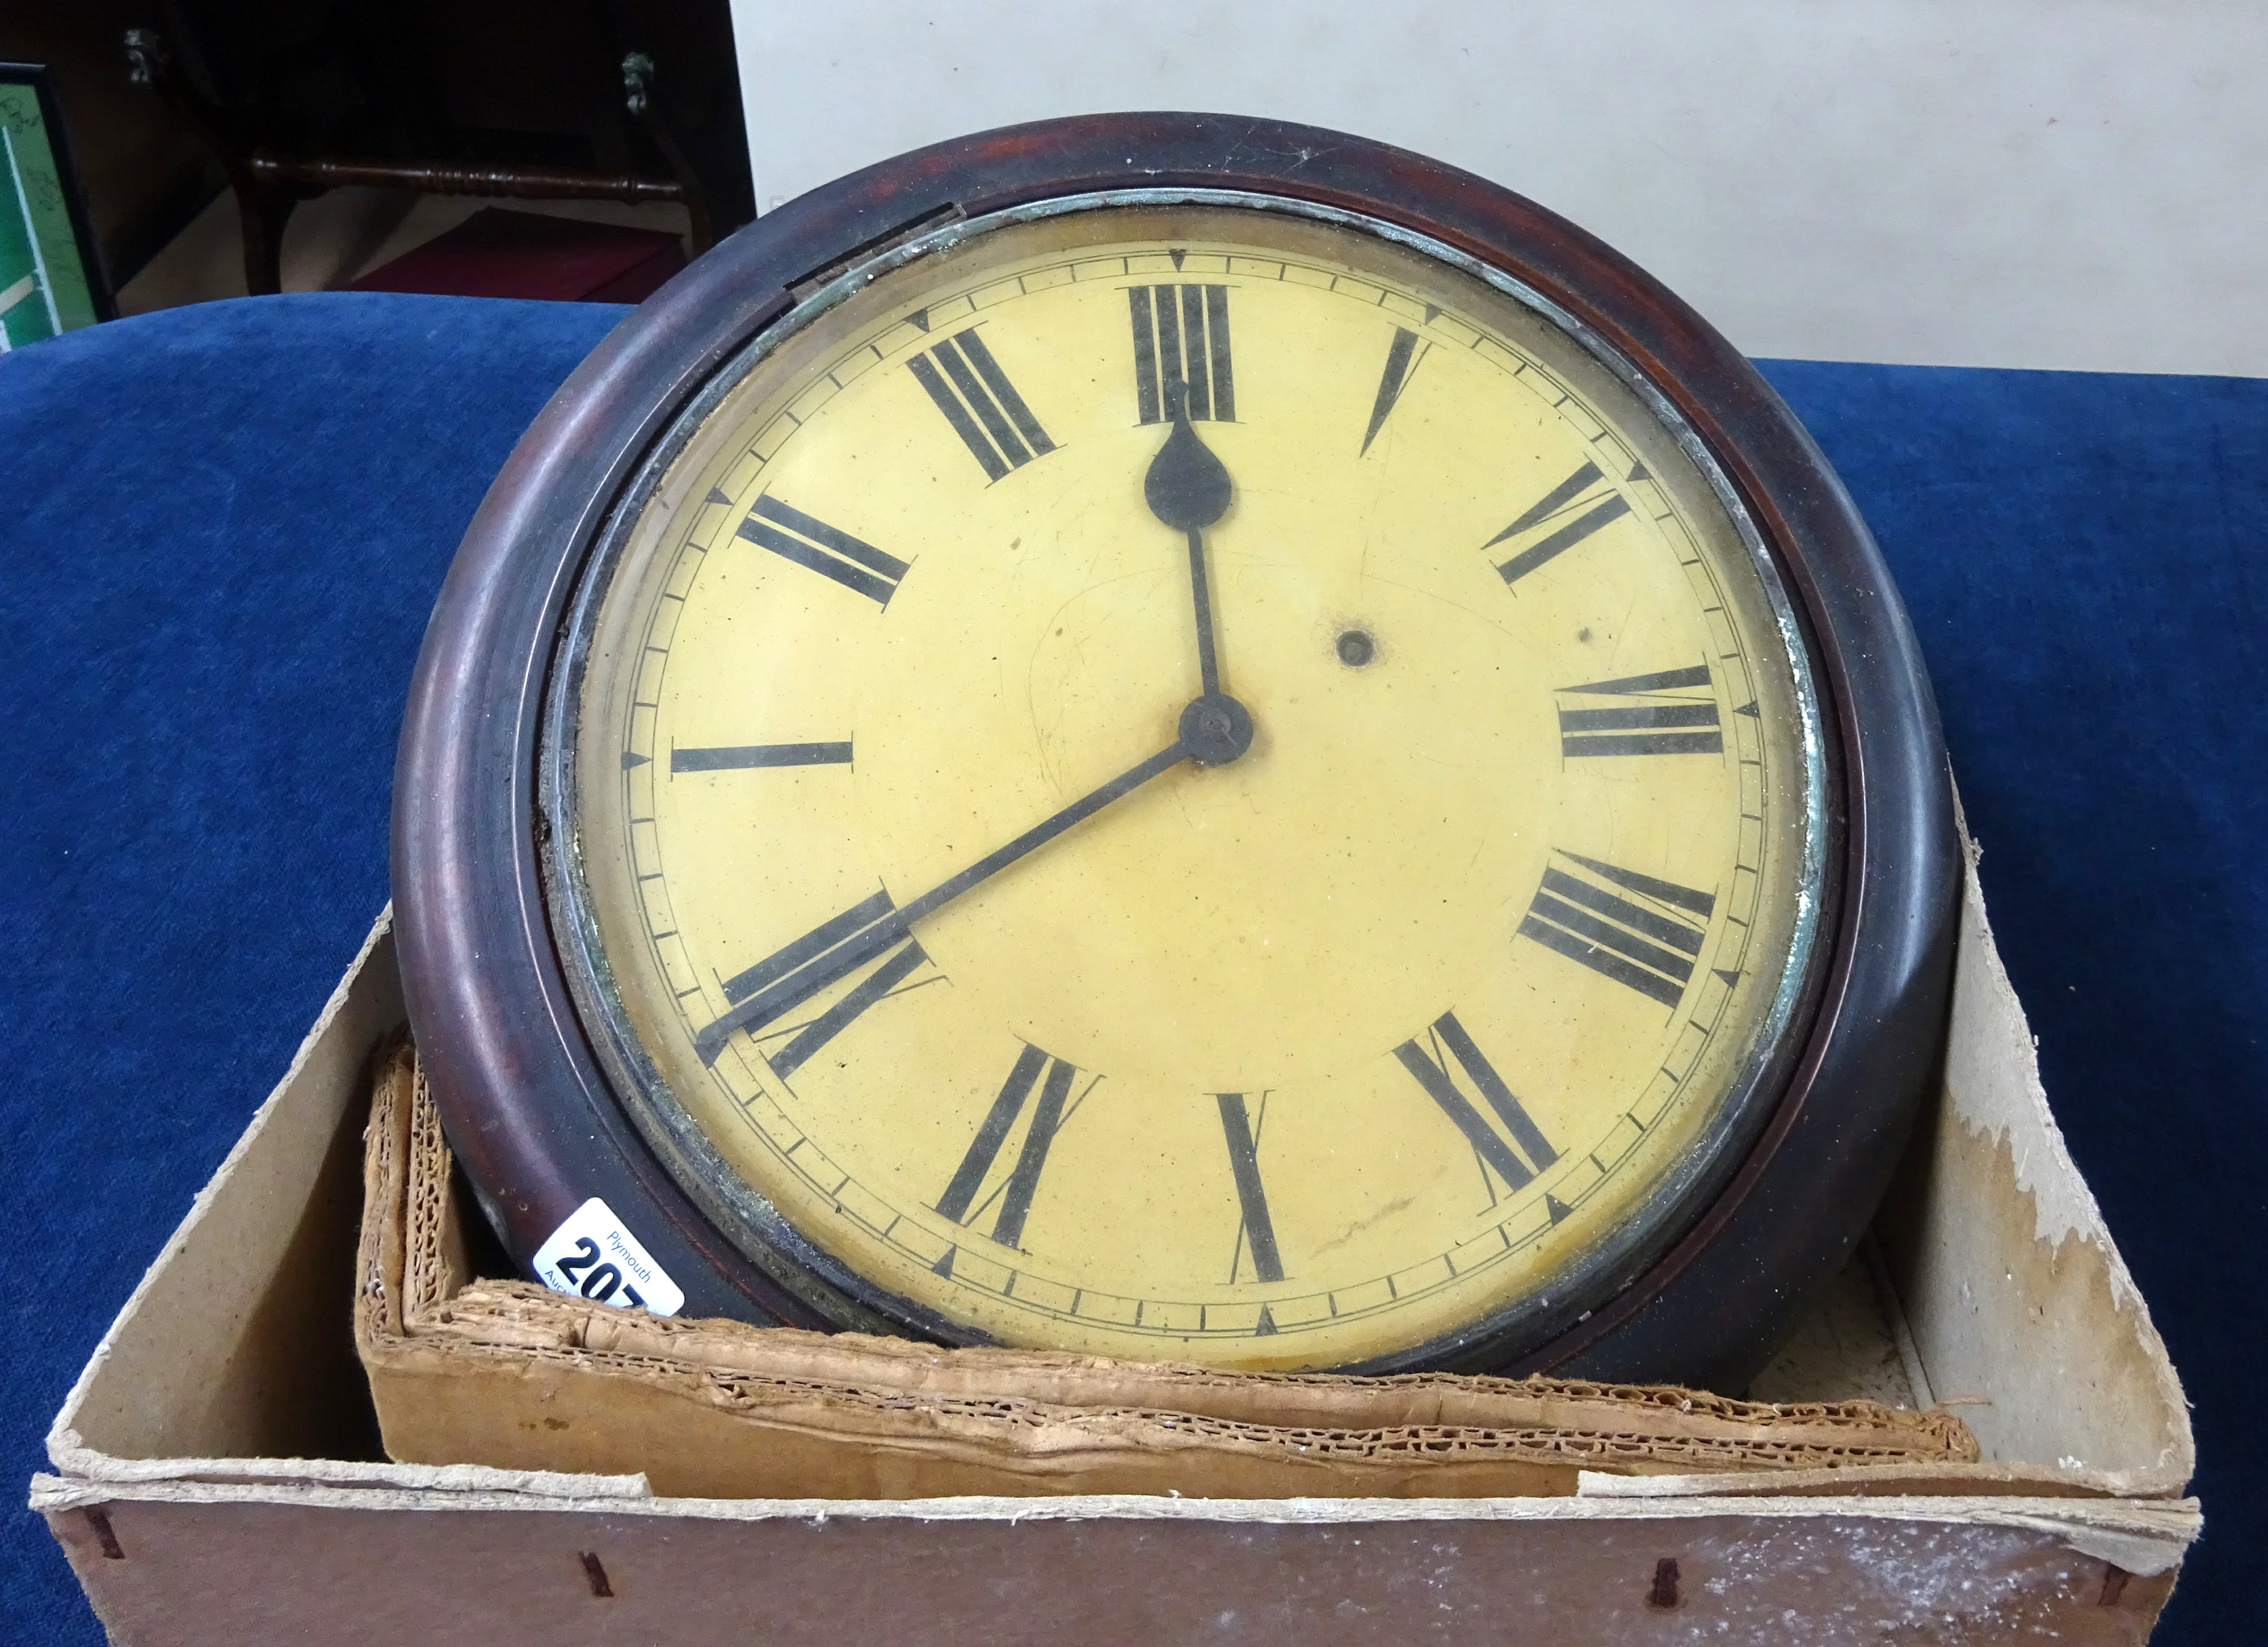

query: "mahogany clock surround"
xmin=393 ymin=112 xmax=1959 ymax=1391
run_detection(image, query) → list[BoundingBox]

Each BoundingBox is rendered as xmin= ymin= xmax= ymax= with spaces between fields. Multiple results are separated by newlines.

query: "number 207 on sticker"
xmin=532 ymin=1197 xmax=687 ymax=1316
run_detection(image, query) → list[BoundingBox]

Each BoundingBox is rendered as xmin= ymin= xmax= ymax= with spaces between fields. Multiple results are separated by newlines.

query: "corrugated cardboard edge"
xmin=428 ymin=1278 xmax=1971 ymax=1449
xmin=356 ymin=1046 xmax=1982 ymax=1499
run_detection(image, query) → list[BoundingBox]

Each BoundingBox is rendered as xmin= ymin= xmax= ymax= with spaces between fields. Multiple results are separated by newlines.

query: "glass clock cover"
xmin=544 ymin=199 xmax=1826 ymax=1371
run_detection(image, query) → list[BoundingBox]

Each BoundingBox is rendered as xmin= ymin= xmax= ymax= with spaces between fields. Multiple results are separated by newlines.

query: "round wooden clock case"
xmin=393 ymin=113 xmax=1958 ymax=1391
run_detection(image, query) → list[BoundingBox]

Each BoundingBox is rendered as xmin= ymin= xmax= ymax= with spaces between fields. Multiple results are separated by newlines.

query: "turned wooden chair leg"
xmin=234 ymin=177 xmax=299 ymax=296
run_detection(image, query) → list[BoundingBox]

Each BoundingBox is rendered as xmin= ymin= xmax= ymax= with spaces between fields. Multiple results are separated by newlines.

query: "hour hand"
xmin=1144 ymin=392 xmax=1232 ymax=697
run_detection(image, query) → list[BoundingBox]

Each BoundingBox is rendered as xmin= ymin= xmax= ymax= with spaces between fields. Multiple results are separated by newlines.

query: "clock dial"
xmin=552 ymin=201 xmax=1825 ymax=1369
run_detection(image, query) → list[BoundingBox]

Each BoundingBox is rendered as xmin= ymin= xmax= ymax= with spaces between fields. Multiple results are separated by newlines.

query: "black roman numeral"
xmin=1486 ymin=461 xmax=1633 ymax=585
xmin=1130 ymin=284 xmax=1235 ymax=425
xmin=1361 ymin=326 xmax=1430 ymax=455
xmin=1393 ymin=1012 xmax=1558 ymax=1193
xmin=671 ymin=741 xmax=852 ymax=773
xmin=1557 ymin=664 xmax=1723 ymax=757
xmin=695 ymin=888 xmax=927 ymax=1068
xmin=739 ymin=496 xmax=907 ymax=607
xmin=1519 ymin=852 xmax=1714 ymax=1009
xmin=907 ymin=328 xmax=1056 ymax=481
xmin=1216 ymin=1093 xmax=1284 ymax=1284
xmin=757 ymin=941 xmax=929 ymax=1082
xmin=935 ymin=1045 xmax=1078 ymax=1251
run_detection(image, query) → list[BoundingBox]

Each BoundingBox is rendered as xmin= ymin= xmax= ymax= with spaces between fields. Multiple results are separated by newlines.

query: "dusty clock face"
xmin=548 ymin=198 xmax=1826 ymax=1370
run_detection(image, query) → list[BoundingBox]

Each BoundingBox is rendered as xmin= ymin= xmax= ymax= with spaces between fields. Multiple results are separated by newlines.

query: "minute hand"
xmin=693 ymin=738 xmax=1189 ymax=1064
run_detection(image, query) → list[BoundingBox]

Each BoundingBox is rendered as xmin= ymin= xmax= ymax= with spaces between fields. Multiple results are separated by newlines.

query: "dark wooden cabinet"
xmin=120 ymin=0 xmax=753 ymax=292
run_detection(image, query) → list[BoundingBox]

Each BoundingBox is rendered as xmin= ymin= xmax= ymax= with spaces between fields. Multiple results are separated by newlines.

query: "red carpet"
xmin=350 ymin=207 xmax=685 ymax=302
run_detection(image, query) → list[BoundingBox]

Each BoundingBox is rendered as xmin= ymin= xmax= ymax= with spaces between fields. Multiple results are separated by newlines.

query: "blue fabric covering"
xmin=0 ymin=295 xmax=2258 ymax=1641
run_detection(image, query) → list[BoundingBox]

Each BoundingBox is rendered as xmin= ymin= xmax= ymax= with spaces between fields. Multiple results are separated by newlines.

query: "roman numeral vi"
xmin=1216 ymin=1093 xmax=1284 ymax=1284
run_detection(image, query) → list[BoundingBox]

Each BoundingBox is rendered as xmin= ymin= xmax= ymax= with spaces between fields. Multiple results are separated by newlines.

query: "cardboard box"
xmin=351 ymin=1043 xmax=1982 ymax=1501
xmin=32 ymin=846 xmax=2201 ymax=1645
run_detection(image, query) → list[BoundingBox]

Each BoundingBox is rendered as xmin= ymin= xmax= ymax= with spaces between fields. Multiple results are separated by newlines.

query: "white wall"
xmin=728 ymin=1 xmax=2267 ymax=376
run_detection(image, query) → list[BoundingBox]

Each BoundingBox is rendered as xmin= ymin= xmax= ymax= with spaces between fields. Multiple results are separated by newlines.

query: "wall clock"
xmin=394 ymin=113 xmax=1958 ymax=1389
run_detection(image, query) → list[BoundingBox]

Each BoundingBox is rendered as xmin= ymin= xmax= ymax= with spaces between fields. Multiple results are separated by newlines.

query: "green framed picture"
xmin=1 ymin=63 xmax=112 ymax=351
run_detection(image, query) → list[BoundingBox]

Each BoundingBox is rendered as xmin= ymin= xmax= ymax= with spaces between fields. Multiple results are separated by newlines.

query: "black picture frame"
xmin=0 ymin=61 xmax=115 ymax=346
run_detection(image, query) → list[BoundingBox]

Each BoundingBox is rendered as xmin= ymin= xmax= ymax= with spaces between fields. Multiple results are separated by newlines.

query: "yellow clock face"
xmin=556 ymin=200 xmax=1824 ymax=1370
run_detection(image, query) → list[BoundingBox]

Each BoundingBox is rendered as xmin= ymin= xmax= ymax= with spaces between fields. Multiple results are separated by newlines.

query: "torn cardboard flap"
xmin=1875 ymin=836 xmax=2195 ymax=1493
xmin=359 ymin=1042 xmax=1981 ymax=1501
